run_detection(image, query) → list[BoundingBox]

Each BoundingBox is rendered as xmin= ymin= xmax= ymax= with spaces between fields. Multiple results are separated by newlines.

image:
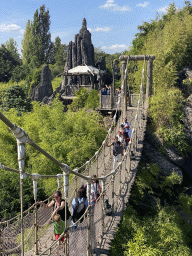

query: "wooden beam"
xmin=119 ymin=55 xmax=155 ymax=61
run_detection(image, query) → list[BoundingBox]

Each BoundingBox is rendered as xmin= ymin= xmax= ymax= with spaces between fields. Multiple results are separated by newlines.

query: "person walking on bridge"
xmin=41 ymin=190 xmax=71 ymax=222
xmin=107 ymin=136 xmax=123 ymax=170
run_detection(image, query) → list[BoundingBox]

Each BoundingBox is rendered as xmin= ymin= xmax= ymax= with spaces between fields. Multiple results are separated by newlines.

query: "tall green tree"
xmin=22 ymin=20 xmax=33 ymax=66
xmin=22 ymin=5 xmax=53 ymax=68
xmin=53 ymin=36 xmax=67 ymax=66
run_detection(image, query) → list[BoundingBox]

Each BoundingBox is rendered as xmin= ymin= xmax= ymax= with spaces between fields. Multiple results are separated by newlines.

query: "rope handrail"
xmin=0 ymin=96 xmax=144 ymax=254
xmin=2 ymin=225 xmax=35 ymax=255
xmin=0 ymin=54 xmax=149 ymax=255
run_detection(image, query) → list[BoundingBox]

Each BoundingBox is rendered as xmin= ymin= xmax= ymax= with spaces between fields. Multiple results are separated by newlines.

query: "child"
xmin=53 ymin=214 xmax=65 ymax=243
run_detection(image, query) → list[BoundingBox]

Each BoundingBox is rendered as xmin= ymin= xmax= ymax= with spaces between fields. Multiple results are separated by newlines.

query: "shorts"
xmin=55 ymin=233 xmax=65 ymax=242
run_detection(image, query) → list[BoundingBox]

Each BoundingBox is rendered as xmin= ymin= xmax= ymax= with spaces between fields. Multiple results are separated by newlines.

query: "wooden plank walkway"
xmin=92 ymin=106 xmax=147 ymax=255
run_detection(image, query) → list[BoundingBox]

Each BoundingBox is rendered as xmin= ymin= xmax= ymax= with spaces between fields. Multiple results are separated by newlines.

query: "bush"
xmin=157 ymin=125 xmax=192 ymax=155
xmin=1 ymin=85 xmax=32 ymax=112
xmin=110 ymin=206 xmax=192 ymax=256
xmin=149 ymin=88 xmax=184 ymax=129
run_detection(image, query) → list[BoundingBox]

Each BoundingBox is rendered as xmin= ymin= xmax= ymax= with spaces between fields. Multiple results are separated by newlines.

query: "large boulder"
xmin=143 ymin=131 xmax=183 ymax=183
xmin=163 ymin=146 xmax=185 ymax=167
xmin=30 ymin=65 xmax=53 ymax=102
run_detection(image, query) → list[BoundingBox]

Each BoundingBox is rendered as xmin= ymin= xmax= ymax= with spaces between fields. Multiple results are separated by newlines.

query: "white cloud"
xmin=88 ymin=27 xmax=111 ymax=32
xmin=20 ymin=29 xmax=25 ymax=35
xmin=102 ymin=44 xmax=128 ymax=50
xmin=99 ymin=0 xmax=130 ymax=12
xmin=157 ymin=6 xmax=168 ymax=13
xmin=136 ymin=2 xmax=149 ymax=8
xmin=0 ymin=24 xmax=22 ymax=32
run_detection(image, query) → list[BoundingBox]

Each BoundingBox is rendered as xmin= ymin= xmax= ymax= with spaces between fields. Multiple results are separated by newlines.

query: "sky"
xmin=0 ymin=0 xmax=188 ymax=55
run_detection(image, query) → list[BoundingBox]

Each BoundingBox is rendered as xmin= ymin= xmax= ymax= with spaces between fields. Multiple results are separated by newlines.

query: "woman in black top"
xmin=41 ymin=190 xmax=71 ymax=221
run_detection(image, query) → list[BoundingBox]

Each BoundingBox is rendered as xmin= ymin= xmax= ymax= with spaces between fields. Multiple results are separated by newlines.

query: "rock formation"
xmin=62 ymin=18 xmax=95 ymax=87
xmin=30 ymin=65 xmax=53 ymax=102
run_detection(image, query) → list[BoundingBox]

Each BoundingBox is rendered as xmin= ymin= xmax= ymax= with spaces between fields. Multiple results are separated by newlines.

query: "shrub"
xmin=1 ymin=85 xmax=32 ymax=112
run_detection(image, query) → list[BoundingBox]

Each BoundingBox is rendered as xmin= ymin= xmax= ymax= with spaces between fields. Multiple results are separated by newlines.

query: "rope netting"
xmin=0 ymin=57 xmax=148 ymax=256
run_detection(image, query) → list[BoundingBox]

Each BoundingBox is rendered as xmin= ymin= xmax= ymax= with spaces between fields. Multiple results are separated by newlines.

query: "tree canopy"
xmin=0 ymin=44 xmax=21 ymax=82
xmin=22 ymin=5 xmax=52 ymax=69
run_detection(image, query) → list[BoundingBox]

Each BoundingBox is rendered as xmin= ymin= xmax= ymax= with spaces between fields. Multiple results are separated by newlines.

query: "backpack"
xmin=121 ymin=131 xmax=129 ymax=143
xmin=72 ymin=198 xmax=86 ymax=223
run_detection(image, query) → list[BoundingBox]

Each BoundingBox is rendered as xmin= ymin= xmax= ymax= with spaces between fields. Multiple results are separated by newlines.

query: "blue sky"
xmin=0 ymin=0 xmax=188 ymax=55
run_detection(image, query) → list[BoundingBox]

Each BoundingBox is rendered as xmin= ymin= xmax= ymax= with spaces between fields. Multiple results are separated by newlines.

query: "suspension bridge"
xmin=0 ymin=55 xmax=155 ymax=256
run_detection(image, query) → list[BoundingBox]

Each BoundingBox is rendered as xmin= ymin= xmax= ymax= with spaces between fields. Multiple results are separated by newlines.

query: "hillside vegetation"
xmin=110 ymin=2 xmax=192 ymax=255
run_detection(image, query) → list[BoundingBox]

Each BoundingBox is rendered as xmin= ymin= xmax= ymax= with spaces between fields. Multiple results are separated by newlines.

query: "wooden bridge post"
xmin=10 ymin=126 xmax=29 ymax=256
xmin=0 ymin=225 xmax=2 ymax=256
xmin=128 ymin=147 xmax=131 ymax=174
xmin=119 ymin=164 xmax=122 ymax=198
xmin=101 ymin=177 xmax=106 ymax=237
xmin=124 ymin=151 xmax=129 ymax=182
xmin=121 ymin=60 xmax=127 ymax=118
xmin=62 ymin=167 xmax=70 ymax=255
xmin=102 ymin=141 xmax=106 ymax=175
xmin=32 ymin=173 xmax=40 ymax=256
xmin=111 ymin=60 xmax=115 ymax=109
xmin=99 ymin=90 xmax=102 ymax=109
xmin=87 ymin=178 xmax=92 ymax=256
xmin=146 ymin=57 xmax=153 ymax=99
xmin=95 ymin=151 xmax=99 ymax=177
xmin=34 ymin=201 xmax=39 ymax=255
xmin=111 ymin=172 xmax=115 ymax=215
xmin=86 ymin=161 xmax=90 ymax=176
xmin=57 ymin=174 xmax=62 ymax=190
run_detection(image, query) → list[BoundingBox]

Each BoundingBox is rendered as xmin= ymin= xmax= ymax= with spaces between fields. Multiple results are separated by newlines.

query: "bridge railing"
xmin=0 ymin=91 xmax=146 ymax=255
xmin=100 ymin=93 xmax=146 ymax=109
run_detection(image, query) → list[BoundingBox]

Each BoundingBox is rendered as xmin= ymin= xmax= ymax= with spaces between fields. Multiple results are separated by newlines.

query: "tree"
xmin=5 ymin=38 xmax=21 ymax=63
xmin=0 ymin=44 xmax=20 ymax=82
xmin=22 ymin=20 xmax=33 ymax=66
xmin=53 ymin=36 xmax=67 ymax=66
xmin=22 ymin=5 xmax=53 ymax=68
xmin=1 ymin=85 xmax=32 ymax=112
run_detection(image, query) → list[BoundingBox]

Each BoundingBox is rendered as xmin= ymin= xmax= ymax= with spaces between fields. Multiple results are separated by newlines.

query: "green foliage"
xmin=28 ymin=67 xmax=42 ymax=90
xmin=110 ymin=205 xmax=192 ymax=256
xmin=49 ymin=64 xmax=63 ymax=80
xmin=183 ymin=78 xmax=192 ymax=97
xmin=157 ymin=125 xmax=192 ymax=155
xmin=0 ymin=44 xmax=21 ymax=82
xmin=148 ymin=88 xmax=184 ymax=128
xmin=94 ymin=47 xmax=121 ymax=74
xmin=0 ymin=99 xmax=106 ymax=195
xmin=131 ymin=163 xmax=161 ymax=200
xmin=5 ymin=38 xmax=21 ymax=64
xmin=179 ymin=193 xmax=192 ymax=219
xmin=1 ymin=85 xmax=32 ymax=112
xmin=0 ymin=80 xmax=29 ymax=104
xmin=0 ymin=171 xmax=46 ymax=219
xmin=53 ymin=36 xmax=67 ymax=66
xmin=147 ymin=86 xmax=191 ymax=154
xmin=51 ymin=76 xmax=62 ymax=91
xmin=68 ymin=88 xmax=88 ymax=111
xmin=85 ymin=89 xmax=100 ymax=109
xmin=68 ymin=88 xmax=99 ymax=111
xmin=22 ymin=5 xmax=52 ymax=69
